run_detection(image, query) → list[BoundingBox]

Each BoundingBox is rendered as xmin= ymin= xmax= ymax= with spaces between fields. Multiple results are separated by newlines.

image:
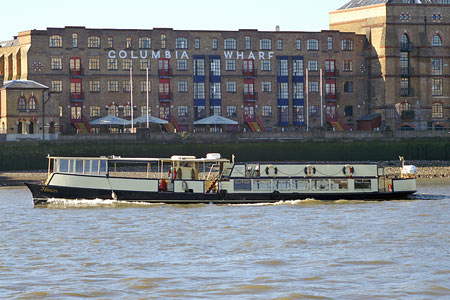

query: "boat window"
xmin=85 ymin=160 xmax=91 ymax=174
xmin=292 ymin=179 xmax=310 ymax=191
xmin=92 ymin=160 xmax=99 ymax=174
xmin=331 ymin=179 xmax=348 ymax=191
xmin=312 ymin=179 xmax=329 ymax=191
xmin=99 ymin=160 xmax=108 ymax=174
xmin=69 ymin=159 xmax=75 ymax=173
xmin=274 ymin=180 xmax=291 ymax=191
xmin=59 ymin=159 xmax=69 ymax=173
xmin=76 ymin=160 xmax=84 ymax=174
xmin=234 ymin=179 xmax=252 ymax=191
xmin=355 ymin=179 xmax=371 ymax=190
xmin=253 ymin=179 xmax=271 ymax=191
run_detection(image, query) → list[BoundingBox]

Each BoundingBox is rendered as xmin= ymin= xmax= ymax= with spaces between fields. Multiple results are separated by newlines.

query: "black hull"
xmin=24 ymin=183 xmax=416 ymax=205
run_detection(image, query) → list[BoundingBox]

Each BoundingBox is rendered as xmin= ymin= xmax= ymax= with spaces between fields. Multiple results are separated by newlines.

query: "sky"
xmin=1 ymin=0 xmax=348 ymax=41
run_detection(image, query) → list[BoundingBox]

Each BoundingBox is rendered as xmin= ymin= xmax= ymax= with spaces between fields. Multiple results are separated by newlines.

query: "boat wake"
xmin=44 ymin=198 xmax=164 ymax=207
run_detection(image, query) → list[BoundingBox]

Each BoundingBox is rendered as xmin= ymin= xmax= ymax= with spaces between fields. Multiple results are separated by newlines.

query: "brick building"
xmin=0 ymin=0 xmax=448 ymax=136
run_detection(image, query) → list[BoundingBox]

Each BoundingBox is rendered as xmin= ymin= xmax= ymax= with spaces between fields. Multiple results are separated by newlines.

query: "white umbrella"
xmin=89 ymin=115 xmax=131 ymax=126
xmin=133 ymin=115 xmax=168 ymax=124
xmin=193 ymin=115 xmax=238 ymax=125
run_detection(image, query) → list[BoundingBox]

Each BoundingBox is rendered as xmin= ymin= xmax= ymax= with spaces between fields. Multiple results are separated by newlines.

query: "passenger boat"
xmin=25 ymin=154 xmax=417 ymax=205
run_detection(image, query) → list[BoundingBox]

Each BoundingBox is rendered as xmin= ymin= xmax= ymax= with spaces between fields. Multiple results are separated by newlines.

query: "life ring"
xmin=272 ymin=190 xmax=281 ymax=200
xmin=265 ymin=165 xmax=278 ymax=176
xmin=304 ymin=165 xmax=316 ymax=176
xmin=343 ymin=165 xmax=354 ymax=176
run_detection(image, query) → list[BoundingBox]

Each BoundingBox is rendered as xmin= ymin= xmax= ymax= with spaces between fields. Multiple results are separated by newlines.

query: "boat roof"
xmin=47 ymin=155 xmax=230 ymax=164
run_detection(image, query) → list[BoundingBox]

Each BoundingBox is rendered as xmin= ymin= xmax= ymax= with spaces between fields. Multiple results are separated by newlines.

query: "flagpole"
xmin=320 ymin=68 xmax=323 ymax=128
xmin=146 ymin=68 xmax=149 ymax=128
xmin=305 ymin=68 xmax=309 ymax=131
xmin=130 ymin=66 xmax=134 ymax=132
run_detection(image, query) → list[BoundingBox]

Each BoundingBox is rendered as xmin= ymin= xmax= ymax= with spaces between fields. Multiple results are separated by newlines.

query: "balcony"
xmin=401 ymin=110 xmax=415 ymax=121
xmin=70 ymin=91 xmax=84 ymax=101
xmin=244 ymin=92 xmax=258 ymax=101
xmin=159 ymin=92 xmax=172 ymax=101
xmin=325 ymin=93 xmax=338 ymax=101
xmin=69 ymin=68 xmax=84 ymax=77
xmin=158 ymin=68 xmax=172 ymax=78
xmin=400 ymin=42 xmax=413 ymax=52
xmin=243 ymin=69 xmax=257 ymax=78
xmin=325 ymin=69 xmax=339 ymax=77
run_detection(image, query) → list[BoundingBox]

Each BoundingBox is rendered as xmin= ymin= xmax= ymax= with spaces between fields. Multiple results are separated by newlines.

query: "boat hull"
xmin=25 ymin=183 xmax=416 ymax=205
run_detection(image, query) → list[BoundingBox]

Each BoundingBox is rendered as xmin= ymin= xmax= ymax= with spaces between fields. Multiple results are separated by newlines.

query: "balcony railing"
xmin=325 ymin=93 xmax=338 ymax=101
xmin=70 ymin=91 xmax=84 ymax=101
xmin=401 ymin=110 xmax=415 ymax=121
xmin=158 ymin=68 xmax=172 ymax=77
xmin=159 ymin=92 xmax=172 ymax=101
xmin=243 ymin=69 xmax=257 ymax=78
xmin=325 ymin=69 xmax=339 ymax=77
xmin=69 ymin=68 xmax=84 ymax=77
xmin=244 ymin=92 xmax=258 ymax=101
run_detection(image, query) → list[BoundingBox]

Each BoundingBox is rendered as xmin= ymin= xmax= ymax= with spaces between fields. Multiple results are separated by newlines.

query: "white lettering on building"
xmin=108 ymin=50 xmax=276 ymax=60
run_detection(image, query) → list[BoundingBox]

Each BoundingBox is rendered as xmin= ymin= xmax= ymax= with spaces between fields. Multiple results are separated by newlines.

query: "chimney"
xmin=275 ymin=25 xmax=280 ymax=32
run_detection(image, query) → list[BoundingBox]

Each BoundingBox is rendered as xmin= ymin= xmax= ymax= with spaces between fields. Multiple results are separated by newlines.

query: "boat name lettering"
xmin=40 ymin=187 xmax=58 ymax=193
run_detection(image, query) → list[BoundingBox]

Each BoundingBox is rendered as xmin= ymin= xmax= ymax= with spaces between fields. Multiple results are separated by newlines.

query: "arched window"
xmin=432 ymin=33 xmax=443 ymax=47
xmin=88 ymin=36 xmax=101 ymax=48
xmin=18 ymin=96 xmax=27 ymax=111
xmin=49 ymin=35 xmax=62 ymax=48
xmin=224 ymin=38 xmax=236 ymax=50
xmin=401 ymin=33 xmax=410 ymax=47
xmin=139 ymin=37 xmax=151 ymax=49
xmin=307 ymin=39 xmax=319 ymax=51
xmin=28 ymin=95 xmax=37 ymax=111
xmin=175 ymin=37 xmax=188 ymax=49
xmin=432 ymin=102 xmax=443 ymax=119
xmin=161 ymin=34 xmax=167 ymax=49
xmin=72 ymin=33 xmax=78 ymax=48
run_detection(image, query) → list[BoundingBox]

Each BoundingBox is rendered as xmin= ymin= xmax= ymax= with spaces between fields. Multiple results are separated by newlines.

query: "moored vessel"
xmin=25 ymin=154 xmax=417 ymax=205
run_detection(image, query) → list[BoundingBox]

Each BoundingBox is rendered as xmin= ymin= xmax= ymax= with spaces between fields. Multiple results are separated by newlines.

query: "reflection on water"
xmin=0 ymin=181 xmax=449 ymax=299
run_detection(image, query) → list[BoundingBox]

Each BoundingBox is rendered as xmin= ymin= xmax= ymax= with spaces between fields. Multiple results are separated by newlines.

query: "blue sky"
xmin=1 ymin=0 xmax=347 ymax=41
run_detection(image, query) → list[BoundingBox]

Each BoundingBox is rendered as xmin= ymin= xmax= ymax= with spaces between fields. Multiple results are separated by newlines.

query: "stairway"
xmin=77 ymin=122 xmax=90 ymax=134
xmin=163 ymin=123 xmax=176 ymax=133
xmin=331 ymin=121 xmax=344 ymax=131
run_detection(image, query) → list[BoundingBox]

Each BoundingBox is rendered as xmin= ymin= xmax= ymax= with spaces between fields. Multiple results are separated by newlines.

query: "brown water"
xmin=0 ymin=179 xmax=449 ymax=299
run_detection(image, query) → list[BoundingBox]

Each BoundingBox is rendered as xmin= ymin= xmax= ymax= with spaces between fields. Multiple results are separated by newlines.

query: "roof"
xmin=0 ymin=39 xmax=19 ymax=48
xmin=357 ymin=113 xmax=381 ymax=121
xmin=1 ymin=80 xmax=48 ymax=90
xmin=338 ymin=0 xmax=436 ymax=10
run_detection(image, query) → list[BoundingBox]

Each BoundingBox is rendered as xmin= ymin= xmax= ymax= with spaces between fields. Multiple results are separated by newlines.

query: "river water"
xmin=1 ymin=179 xmax=449 ymax=299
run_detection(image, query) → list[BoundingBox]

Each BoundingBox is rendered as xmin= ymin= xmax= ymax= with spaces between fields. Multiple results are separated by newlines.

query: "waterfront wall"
xmin=0 ymin=137 xmax=449 ymax=171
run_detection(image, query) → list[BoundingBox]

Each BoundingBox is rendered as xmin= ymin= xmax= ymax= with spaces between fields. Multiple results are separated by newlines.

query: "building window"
xmin=107 ymin=37 xmax=114 ymax=48
xmin=341 ymin=39 xmax=354 ymax=51
xmin=210 ymin=82 xmax=221 ymax=99
xmin=49 ymin=35 xmax=62 ymax=48
xmin=89 ymin=80 xmax=100 ymax=92
xmin=327 ymin=36 xmax=333 ymax=51
xmin=126 ymin=37 xmax=132 ymax=48
xmin=432 ymin=102 xmax=443 ymax=118
xmin=194 ymin=38 xmax=200 ymax=49
xmin=90 ymin=106 xmax=101 ymax=118
xmin=212 ymin=38 xmax=218 ymax=50
xmin=210 ymin=106 xmax=222 ymax=116
xmin=278 ymin=82 xmax=289 ymax=99
xmin=193 ymin=58 xmax=205 ymax=76
xmin=194 ymin=82 xmax=205 ymax=98
xmin=59 ymin=106 xmax=63 ymax=118
xmin=107 ymin=58 xmax=118 ymax=70
xmin=344 ymin=81 xmax=353 ymax=93
xmin=139 ymin=37 xmax=151 ymax=49
xmin=326 ymin=82 xmax=336 ymax=96
xmin=123 ymin=80 xmax=131 ymax=92
xmin=293 ymin=59 xmax=304 ymax=76
xmin=278 ymin=106 xmax=289 ymax=123
xmin=261 ymin=60 xmax=271 ymax=71
xmin=307 ymin=39 xmax=319 ymax=50
xmin=194 ymin=106 xmax=206 ymax=120
xmin=210 ymin=58 xmax=221 ymax=76
xmin=277 ymin=59 xmax=288 ymax=76
xmin=88 ymin=36 xmax=100 ymax=48
xmin=401 ymin=33 xmax=411 ymax=50
xmin=245 ymin=36 xmax=251 ymax=50
xmin=18 ymin=96 xmax=27 ymax=111
xmin=309 ymin=105 xmax=318 ymax=117
xmin=178 ymin=106 xmax=188 ymax=117
xmin=224 ymin=38 xmax=237 ymax=50
xmin=343 ymin=60 xmax=353 ymax=72
xmin=51 ymin=80 xmax=63 ymax=93
xmin=308 ymin=60 xmax=318 ymax=71
xmin=432 ymin=58 xmax=443 ymax=75
xmin=226 ymin=81 xmax=236 ymax=93
xmin=72 ymin=33 xmax=78 ymax=48
xmin=296 ymin=39 xmax=301 ymax=50
xmin=158 ymin=34 xmax=166 ymax=49
xmin=262 ymin=105 xmax=272 ymax=117
xmin=122 ymin=59 xmax=132 ymax=70
xmin=400 ymin=52 xmax=409 ymax=75
xmin=123 ymin=105 xmax=131 ymax=117
xmin=432 ymin=33 xmax=443 ymax=47
xmin=178 ymin=81 xmax=188 ymax=92
xmin=176 ymin=37 xmax=188 ymax=49
xmin=51 ymin=57 xmax=62 ymax=70
xmin=225 ymin=60 xmax=236 ymax=71
xmin=344 ymin=105 xmax=353 ymax=117
xmin=432 ymin=78 xmax=443 ymax=96
xmin=140 ymin=59 xmax=151 ymax=70
xmin=293 ymin=106 xmax=304 ymax=123
xmin=293 ymin=82 xmax=304 ymax=99
xmin=107 ymin=80 xmax=119 ymax=92
xmin=140 ymin=80 xmax=150 ymax=92
xmin=141 ymin=106 xmax=151 ymax=116
xmin=177 ymin=59 xmax=188 ymax=71
xmin=262 ymin=81 xmax=272 ymax=93
xmin=309 ymin=81 xmax=319 ymax=93
xmin=89 ymin=58 xmax=100 ymax=70
xmin=28 ymin=96 xmax=37 ymax=111
xmin=400 ymin=77 xmax=410 ymax=96
xmin=260 ymin=38 xmax=272 ymax=50
xmin=277 ymin=39 xmax=283 ymax=50
xmin=227 ymin=106 xmax=237 ymax=118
